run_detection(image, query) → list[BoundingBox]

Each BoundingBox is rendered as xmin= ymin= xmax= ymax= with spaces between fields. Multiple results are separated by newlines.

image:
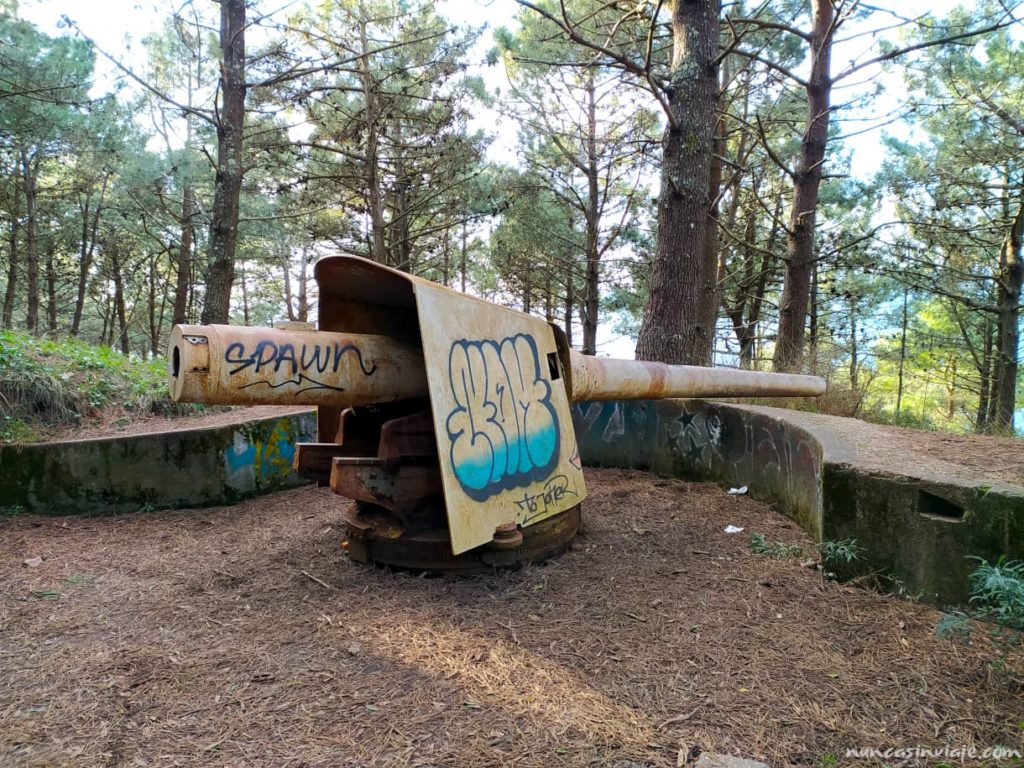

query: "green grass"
xmin=968 ymin=556 xmax=1024 ymax=631
xmin=749 ymin=533 xmax=805 ymax=560
xmin=0 ymin=330 xmax=198 ymax=442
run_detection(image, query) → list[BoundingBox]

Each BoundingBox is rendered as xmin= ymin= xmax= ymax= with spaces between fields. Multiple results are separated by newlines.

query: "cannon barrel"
xmin=168 ymin=324 xmax=427 ymax=406
xmin=169 ymin=323 xmax=824 ymax=405
xmin=568 ymin=351 xmax=825 ymax=400
xmin=168 ymin=256 xmax=828 ymax=566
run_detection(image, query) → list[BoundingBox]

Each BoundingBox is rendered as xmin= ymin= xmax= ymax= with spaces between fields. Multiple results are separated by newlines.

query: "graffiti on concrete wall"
xmin=445 ymin=333 xmax=560 ymax=500
xmin=224 ymin=416 xmax=313 ymax=491
xmin=665 ymin=402 xmax=821 ymax=507
xmin=573 ymin=399 xmax=821 ymax=529
xmin=572 ymin=400 xmax=658 ymax=458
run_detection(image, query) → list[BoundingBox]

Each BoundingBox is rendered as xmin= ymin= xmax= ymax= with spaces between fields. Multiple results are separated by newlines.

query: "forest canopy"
xmin=0 ymin=0 xmax=1021 ymax=436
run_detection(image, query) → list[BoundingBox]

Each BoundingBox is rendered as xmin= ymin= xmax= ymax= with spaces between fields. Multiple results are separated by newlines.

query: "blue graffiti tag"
xmin=445 ymin=334 xmax=560 ymax=501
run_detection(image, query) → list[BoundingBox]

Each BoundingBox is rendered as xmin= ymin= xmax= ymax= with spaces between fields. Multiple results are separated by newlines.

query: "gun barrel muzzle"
xmin=168 ymin=324 xmax=428 ymax=406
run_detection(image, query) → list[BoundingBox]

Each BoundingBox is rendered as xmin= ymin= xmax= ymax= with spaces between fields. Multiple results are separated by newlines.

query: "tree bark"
xmin=773 ymin=0 xmax=833 ymax=372
xmin=3 ymin=170 xmax=20 ymax=329
xmin=563 ymin=256 xmax=574 ymax=348
xmin=200 ymin=0 xmax=246 ymax=324
xmin=635 ymin=0 xmax=721 ymax=365
xmin=148 ymin=253 xmax=159 ymax=357
xmin=172 ymin=186 xmax=195 ymax=325
xmin=45 ymin=241 xmax=57 ymax=332
xmin=112 ymin=251 xmax=129 ymax=354
xmin=21 ymin=150 xmax=40 ymax=333
xmin=992 ymin=199 xmax=1022 ymax=432
xmin=460 ymin=221 xmax=468 ymax=292
xmin=581 ymin=72 xmax=601 ymax=356
xmin=356 ymin=5 xmax=388 ymax=266
xmin=700 ymin=60 xmax=728 ymax=360
xmin=297 ymin=248 xmax=309 ymax=322
xmin=71 ymin=173 xmax=109 ymax=336
xmin=896 ymin=287 xmax=909 ymax=424
xmin=849 ymin=294 xmax=858 ymax=391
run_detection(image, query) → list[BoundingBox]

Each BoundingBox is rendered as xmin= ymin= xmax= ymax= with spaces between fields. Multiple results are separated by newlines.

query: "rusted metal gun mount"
xmin=169 ymin=256 xmax=825 ymax=571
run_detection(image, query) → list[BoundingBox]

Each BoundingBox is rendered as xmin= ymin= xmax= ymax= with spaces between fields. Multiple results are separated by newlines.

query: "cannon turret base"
xmin=342 ymin=502 xmax=581 ymax=571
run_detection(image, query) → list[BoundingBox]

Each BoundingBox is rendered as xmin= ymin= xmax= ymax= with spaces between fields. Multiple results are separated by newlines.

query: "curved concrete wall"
xmin=4 ymin=400 xmax=1019 ymax=606
xmin=0 ymin=411 xmax=317 ymax=516
xmin=573 ymin=399 xmax=1024 ymax=606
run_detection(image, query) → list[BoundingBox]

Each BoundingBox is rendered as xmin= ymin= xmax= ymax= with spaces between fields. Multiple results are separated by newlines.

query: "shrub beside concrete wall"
xmin=0 ymin=411 xmax=317 ymax=516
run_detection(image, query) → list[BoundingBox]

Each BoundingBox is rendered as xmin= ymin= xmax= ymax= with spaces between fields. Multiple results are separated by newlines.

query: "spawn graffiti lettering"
xmin=515 ymin=474 xmax=578 ymax=523
xmin=446 ymin=334 xmax=560 ymax=500
xmin=224 ymin=340 xmax=376 ymax=394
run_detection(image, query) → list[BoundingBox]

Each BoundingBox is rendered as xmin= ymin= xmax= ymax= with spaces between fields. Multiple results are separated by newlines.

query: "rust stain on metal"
xmin=568 ymin=351 xmax=825 ymax=402
xmin=169 ymin=324 xmax=426 ymax=407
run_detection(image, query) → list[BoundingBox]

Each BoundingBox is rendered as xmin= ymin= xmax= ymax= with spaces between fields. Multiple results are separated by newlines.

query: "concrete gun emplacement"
xmin=169 ymin=256 xmax=825 ymax=569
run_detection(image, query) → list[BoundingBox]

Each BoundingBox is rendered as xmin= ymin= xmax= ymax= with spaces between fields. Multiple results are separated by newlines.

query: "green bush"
xmin=0 ymin=330 xmax=193 ymax=442
xmin=969 ymin=556 xmax=1024 ymax=631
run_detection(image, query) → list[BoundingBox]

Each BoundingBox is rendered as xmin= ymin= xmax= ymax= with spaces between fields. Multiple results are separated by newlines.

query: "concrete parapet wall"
xmin=0 ymin=411 xmax=317 ymax=516
xmin=573 ymin=399 xmax=1024 ymax=606
xmin=3 ymin=399 xmax=1020 ymax=606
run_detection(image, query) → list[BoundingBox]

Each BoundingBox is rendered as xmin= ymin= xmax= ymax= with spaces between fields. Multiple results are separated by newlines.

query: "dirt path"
xmin=1 ymin=469 xmax=1020 ymax=767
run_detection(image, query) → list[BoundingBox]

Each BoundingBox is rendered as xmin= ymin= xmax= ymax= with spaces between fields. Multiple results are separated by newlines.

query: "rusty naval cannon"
xmin=169 ymin=256 xmax=825 ymax=570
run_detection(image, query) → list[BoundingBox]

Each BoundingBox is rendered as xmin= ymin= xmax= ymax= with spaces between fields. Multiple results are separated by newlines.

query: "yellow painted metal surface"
xmin=568 ymin=351 xmax=826 ymax=401
xmin=168 ymin=324 xmax=427 ymax=406
xmin=169 ymin=255 xmax=827 ymax=558
xmin=412 ymin=282 xmax=586 ymax=555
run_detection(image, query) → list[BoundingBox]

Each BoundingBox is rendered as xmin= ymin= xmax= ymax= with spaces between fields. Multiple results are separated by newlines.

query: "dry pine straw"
xmin=1 ymin=468 xmax=1020 ymax=768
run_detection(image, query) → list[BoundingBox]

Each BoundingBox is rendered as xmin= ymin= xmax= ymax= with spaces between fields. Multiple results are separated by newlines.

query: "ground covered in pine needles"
xmin=1 ymin=469 xmax=1021 ymax=767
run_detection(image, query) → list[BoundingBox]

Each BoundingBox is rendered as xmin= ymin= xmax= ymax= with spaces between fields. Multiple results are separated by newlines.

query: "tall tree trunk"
xmin=773 ymin=0 xmax=834 ymax=372
xmin=45 ymin=241 xmax=57 ymax=332
xmin=460 ymin=221 xmax=468 ymax=292
xmin=3 ymin=176 xmax=20 ymax=329
xmin=388 ymin=118 xmax=412 ymax=271
xmin=700 ymin=59 xmax=728 ymax=362
xmin=849 ymin=295 xmax=858 ymax=391
xmin=148 ymin=253 xmax=159 ymax=357
xmin=282 ymin=243 xmax=296 ymax=321
xmin=200 ymin=0 xmax=246 ymax=324
xmin=896 ymin=286 xmax=909 ymax=424
xmin=71 ymin=173 xmax=109 ymax=336
xmin=297 ymin=245 xmax=309 ymax=322
xmin=808 ymin=259 xmax=819 ymax=373
xmin=634 ymin=0 xmax=721 ymax=365
xmin=357 ymin=6 xmax=388 ymax=266
xmin=239 ymin=259 xmax=250 ymax=326
xmin=172 ymin=186 xmax=195 ymax=325
xmin=522 ymin=257 xmax=532 ymax=314
xmin=544 ymin=267 xmax=554 ymax=323
xmin=21 ymin=150 xmax=39 ymax=333
xmin=992 ymin=199 xmax=1022 ymax=432
xmin=100 ymin=293 xmax=111 ymax=347
xmin=581 ymin=72 xmax=601 ymax=356
xmin=563 ymin=257 xmax=574 ymax=348
xmin=975 ymin=318 xmax=993 ymax=432
xmin=112 ymin=251 xmax=129 ymax=354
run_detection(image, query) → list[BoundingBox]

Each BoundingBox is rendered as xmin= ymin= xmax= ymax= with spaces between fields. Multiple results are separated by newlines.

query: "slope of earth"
xmin=1 ymin=469 xmax=1020 ymax=767
xmin=48 ymin=405 xmax=313 ymax=442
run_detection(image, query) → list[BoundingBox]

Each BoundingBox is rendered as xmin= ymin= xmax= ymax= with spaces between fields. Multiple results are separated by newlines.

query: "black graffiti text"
xmin=224 ymin=340 xmax=377 ymax=378
xmin=515 ymin=474 xmax=578 ymax=522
